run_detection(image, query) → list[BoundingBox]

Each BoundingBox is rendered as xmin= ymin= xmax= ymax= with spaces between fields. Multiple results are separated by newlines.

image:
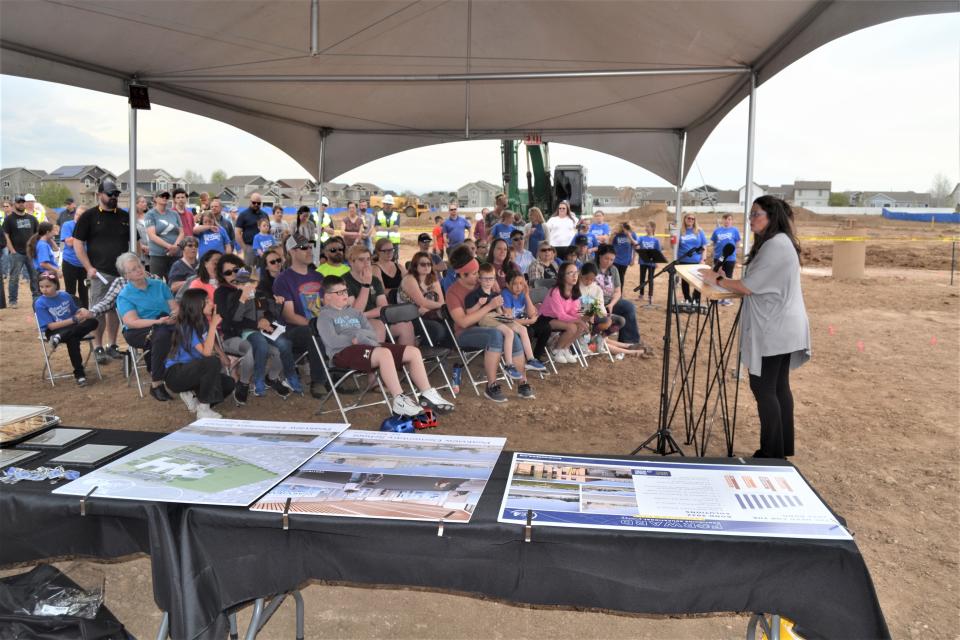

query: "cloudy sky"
xmin=1 ymin=12 xmax=957 ymax=194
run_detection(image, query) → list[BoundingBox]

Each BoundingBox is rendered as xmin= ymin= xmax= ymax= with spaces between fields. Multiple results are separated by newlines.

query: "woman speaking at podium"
xmin=700 ymin=196 xmax=810 ymax=459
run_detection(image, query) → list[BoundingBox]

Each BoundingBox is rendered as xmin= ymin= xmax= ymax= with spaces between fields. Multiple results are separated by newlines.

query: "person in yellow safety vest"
xmin=375 ymin=194 xmax=401 ymax=261
xmin=317 ymin=195 xmax=335 ymax=244
xmin=23 ymin=194 xmax=48 ymax=223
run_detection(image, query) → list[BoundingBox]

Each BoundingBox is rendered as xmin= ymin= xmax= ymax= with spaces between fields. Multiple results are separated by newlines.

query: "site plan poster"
xmin=251 ymin=430 xmax=505 ymax=522
xmin=497 ymin=453 xmax=851 ymax=540
xmin=53 ymin=419 xmax=349 ymax=506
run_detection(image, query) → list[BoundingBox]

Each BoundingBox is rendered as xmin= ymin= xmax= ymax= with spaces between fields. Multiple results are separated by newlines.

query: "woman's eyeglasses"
xmin=417 ymin=261 xmax=432 ymax=267
xmin=267 ymin=258 xmax=282 ymax=265
xmin=221 ymin=268 xmax=239 ymax=277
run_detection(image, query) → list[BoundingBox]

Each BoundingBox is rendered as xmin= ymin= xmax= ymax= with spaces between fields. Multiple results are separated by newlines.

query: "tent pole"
xmin=128 ymin=101 xmax=138 ymax=253
xmin=317 ymin=129 xmax=327 ymax=248
xmin=743 ymin=70 xmax=757 ymax=255
xmin=674 ymin=130 xmax=686 ymax=249
xmin=310 ymin=0 xmax=319 ymax=55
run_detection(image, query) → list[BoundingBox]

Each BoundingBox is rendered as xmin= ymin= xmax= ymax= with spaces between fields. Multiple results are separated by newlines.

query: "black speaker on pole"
xmin=128 ymin=82 xmax=151 ymax=110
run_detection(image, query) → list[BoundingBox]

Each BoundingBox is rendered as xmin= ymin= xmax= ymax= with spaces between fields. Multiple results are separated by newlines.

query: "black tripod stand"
xmin=632 ymin=247 xmax=703 ymax=456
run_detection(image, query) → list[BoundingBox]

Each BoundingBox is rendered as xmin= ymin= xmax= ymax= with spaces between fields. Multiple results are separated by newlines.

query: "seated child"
xmin=315 ymin=274 xmax=454 ymax=416
xmin=34 ymin=271 xmax=99 ymax=385
xmin=463 ymin=263 xmax=544 ymax=378
xmin=499 ymin=270 xmax=547 ymax=372
xmin=579 ymin=263 xmax=647 ymax=358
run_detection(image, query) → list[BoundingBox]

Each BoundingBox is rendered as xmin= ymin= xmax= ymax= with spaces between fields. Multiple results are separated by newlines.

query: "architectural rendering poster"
xmin=53 ymin=419 xmax=349 ymax=506
xmin=251 ymin=430 xmax=505 ymax=522
xmin=498 ymin=453 xmax=851 ymax=540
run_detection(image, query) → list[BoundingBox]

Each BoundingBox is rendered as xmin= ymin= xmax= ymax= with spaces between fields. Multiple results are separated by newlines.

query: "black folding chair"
xmin=380 ymin=303 xmax=455 ymax=399
xmin=439 ymin=305 xmax=512 ymax=396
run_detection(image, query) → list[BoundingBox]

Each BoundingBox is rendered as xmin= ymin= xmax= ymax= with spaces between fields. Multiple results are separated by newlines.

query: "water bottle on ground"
xmin=451 ymin=364 xmax=462 ymax=394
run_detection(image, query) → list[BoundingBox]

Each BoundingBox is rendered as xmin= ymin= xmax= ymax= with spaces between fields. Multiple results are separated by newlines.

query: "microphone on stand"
xmin=683 ymin=245 xmax=704 ymax=259
xmin=713 ymin=244 xmax=735 ymax=271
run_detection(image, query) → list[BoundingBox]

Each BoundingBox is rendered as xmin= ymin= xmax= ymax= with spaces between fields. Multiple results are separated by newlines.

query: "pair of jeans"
xmin=749 ymin=353 xmax=795 ymax=458
xmin=46 ymin=318 xmax=99 ymax=377
xmin=455 ymin=325 xmax=521 ymax=354
xmin=245 ymin=331 xmax=297 ymax=382
xmin=7 ymin=252 xmax=38 ymax=304
xmin=612 ymin=299 xmax=640 ymax=343
xmin=284 ymin=324 xmax=323 ymax=382
xmin=123 ymin=323 xmax=175 ymax=382
xmin=165 ymin=356 xmax=236 ymax=405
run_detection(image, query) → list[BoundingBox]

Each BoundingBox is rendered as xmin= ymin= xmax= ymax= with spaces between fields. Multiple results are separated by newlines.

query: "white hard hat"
xmin=382 ymin=194 xmax=395 ymax=205
xmin=320 ymin=196 xmax=329 ymax=206
xmin=475 ymin=212 xmax=483 ymax=221
xmin=24 ymin=193 xmax=36 ymax=202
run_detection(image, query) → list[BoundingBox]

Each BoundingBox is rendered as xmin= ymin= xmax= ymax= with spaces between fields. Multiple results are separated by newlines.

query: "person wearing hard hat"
xmin=318 ymin=195 xmax=335 ymax=244
xmin=375 ymin=194 xmax=401 ymax=262
xmin=23 ymin=193 xmax=47 ymax=224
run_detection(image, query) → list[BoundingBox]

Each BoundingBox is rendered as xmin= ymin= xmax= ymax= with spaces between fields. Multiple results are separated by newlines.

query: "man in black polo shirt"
xmin=2 ymin=195 xmax=39 ymax=307
xmin=56 ymin=197 xmax=77 ymax=240
xmin=72 ymin=180 xmax=131 ymax=364
xmin=234 ymin=192 xmax=268 ymax=267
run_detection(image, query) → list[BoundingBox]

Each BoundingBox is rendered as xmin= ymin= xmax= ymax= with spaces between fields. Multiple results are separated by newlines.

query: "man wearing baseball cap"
xmin=72 ymin=179 xmax=130 ymax=363
xmin=417 ymin=232 xmax=444 ymax=273
xmin=375 ymin=194 xmax=401 ymax=261
xmin=2 ymin=195 xmax=40 ymax=306
xmin=57 ymin=197 xmax=78 ymax=239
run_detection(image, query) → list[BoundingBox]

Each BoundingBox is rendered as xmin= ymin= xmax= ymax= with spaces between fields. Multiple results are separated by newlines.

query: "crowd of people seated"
xmin=17 ymin=189 xmax=707 ymax=422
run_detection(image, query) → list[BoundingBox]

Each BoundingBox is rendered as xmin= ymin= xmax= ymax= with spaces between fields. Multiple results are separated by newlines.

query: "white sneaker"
xmin=552 ymin=348 xmax=571 ymax=364
xmin=179 ymin=391 xmax=198 ymax=412
xmin=420 ymin=387 xmax=454 ymax=412
xmin=195 ymin=403 xmax=222 ymax=419
xmin=392 ymin=394 xmax=422 ymax=417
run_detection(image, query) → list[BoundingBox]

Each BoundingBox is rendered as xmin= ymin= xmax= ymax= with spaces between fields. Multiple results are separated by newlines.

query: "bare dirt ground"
xmin=1 ymin=214 xmax=957 ymax=639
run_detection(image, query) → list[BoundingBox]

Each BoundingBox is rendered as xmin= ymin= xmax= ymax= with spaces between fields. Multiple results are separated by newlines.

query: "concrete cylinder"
xmin=832 ymin=241 xmax=866 ymax=280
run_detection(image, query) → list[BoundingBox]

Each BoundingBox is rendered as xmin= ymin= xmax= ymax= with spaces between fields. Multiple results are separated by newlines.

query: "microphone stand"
xmin=632 ymin=246 xmax=702 ymax=456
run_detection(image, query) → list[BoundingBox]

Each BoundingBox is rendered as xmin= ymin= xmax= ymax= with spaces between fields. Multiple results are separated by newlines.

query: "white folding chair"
xmin=35 ymin=311 xmax=102 ymax=386
xmin=117 ymin=310 xmax=148 ymax=398
xmin=380 ymin=303 xmax=456 ymax=400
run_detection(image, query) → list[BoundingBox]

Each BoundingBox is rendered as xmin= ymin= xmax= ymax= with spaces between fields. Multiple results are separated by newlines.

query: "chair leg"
xmin=293 ymin=590 xmax=305 ymax=640
xmin=39 ymin=339 xmax=56 ymax=386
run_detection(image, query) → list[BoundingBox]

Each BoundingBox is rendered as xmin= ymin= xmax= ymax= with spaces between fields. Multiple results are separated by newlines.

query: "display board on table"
xmin=498 ymin=453 xmax=851 ymax=540
xmin=53 ymin=419 xmax=349 ymax=506
xmin=252 ymin=430 xmax=505 ymax=522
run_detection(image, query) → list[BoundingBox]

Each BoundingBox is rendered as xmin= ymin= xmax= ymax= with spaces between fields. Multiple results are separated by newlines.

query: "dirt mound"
xmin=801 ymin=240 xmax=954 ymax=270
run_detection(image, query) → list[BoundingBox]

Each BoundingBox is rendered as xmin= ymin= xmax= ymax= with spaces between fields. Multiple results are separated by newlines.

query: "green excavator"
xmin=501 ymin=139 xmax=592 ymax=220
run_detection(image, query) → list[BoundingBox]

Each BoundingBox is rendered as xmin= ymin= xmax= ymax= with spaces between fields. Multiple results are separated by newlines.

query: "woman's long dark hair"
xmin=487 ymin=238 xmax=508 ymax=266
xmin=169 ymin=289 xmax=209 ymax=358
xmin=554 ymin=262 xmax=581 ymax=300
xmin=26 ymin=222 xmax=54 ymax=260
xmin=747 ymin=196 xmax=801 ymax=265
xmin=406 ymin=251 xmax=437 ymax=286
xmin=196 ymin=249 xmax=222 ymax=282
xmin=216 ymin=254 xmax=246 ymax=287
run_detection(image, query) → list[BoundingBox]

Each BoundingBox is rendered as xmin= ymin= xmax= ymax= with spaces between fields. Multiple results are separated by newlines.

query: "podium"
xmin=634 ymin=263 xmax=743 ymax=457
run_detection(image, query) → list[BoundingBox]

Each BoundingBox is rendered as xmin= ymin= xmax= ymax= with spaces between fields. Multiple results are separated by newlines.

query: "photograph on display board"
xmin=53 ymin=419 xmax=349 ymax=506
xmin=498 ymin=453 xmax=852 ymax=540
xmin=251 ymin=430 xmax=505 ymax=522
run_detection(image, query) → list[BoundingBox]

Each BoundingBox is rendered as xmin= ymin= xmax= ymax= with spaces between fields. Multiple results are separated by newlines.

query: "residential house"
xmin=949 ymin=183 xmax=960 ymax=210
xmin=419 ymin=191 xmax=456 ymax=210
xmin=858 ymin=191 xmax=931 ymax=208
xmin=792 ymin=181 xmax=831 ymax=207
xmin=42 ymin=165 xmax=118 ymax=207
xmin=344 ymin=182 xmax=384 ymax=202
xmin=457 ymin=180 xmax=500 ymax=208
xmin=117 ymin=169 xmax=186 ymax=198
xmin=322 ymin=182 xmax=348 ymax=206
xmin=188 ymin=184 xmax=240 ymax=206
xmin=0 ymin=167 xmax=46 ymax=202
xmin=278 ymin=178 xmax=319 ymax=207
xmin=588 ymin=185 xmax=624 ymax=207
xmin=225 ymin=175 xmax=282 ymax=206
xmin=631 ymin=187 xmax=679 ymax=206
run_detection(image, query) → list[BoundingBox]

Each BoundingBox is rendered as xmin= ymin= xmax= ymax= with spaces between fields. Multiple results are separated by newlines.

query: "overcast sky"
xmin=1 ymin=12 xmax=957 ymax=194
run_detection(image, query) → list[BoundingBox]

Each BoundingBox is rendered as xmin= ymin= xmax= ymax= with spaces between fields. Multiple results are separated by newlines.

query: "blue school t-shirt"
xmin=253 ymin=233 xmax=275 ymax=256
xmin=588 ymin=222 xmax=610 ymax=242
xmin=711 ymin=226 xmax=741 ymax=262
xmin=33 ymin=239 xmax=57 ymax=271
xmin=165 ymin=327 xmax=206 ymax=368
xmin=60 ymin=220 xmax=83 ymax=268
xmin=34 ymin=291 xmax=78 ymax=332
xmin=526 ymin=223 xmax=545 ymax=253
xmin=197 ymin=227 xmax=232 ymax=257
xmin=500 ymin=289 xmax=527 ymax=318
xmin=637 ymin=235 xmax=662 ymax=266
xmin=612 ymin=232 xmax=637 ymax=266
xmin=677 ymin=229 xmax=707 ymax=264
xmin=489 ymin=223 xmax=516 ymax=242
xmin=441 ymin=217 xmax=471 ymax=247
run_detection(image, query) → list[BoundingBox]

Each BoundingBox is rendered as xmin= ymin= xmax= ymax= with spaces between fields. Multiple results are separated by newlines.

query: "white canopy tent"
xmin=1 ymin=0 xmax=955 ymax=249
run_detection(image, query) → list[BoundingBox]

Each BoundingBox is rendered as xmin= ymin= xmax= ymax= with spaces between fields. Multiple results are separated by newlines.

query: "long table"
xmin=1 ymin=431 xmax=890 ymax=640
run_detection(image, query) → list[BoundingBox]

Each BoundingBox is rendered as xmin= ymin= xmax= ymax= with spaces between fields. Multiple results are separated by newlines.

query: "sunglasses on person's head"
xmin=266 ymin=258 xmax=283 ymax=265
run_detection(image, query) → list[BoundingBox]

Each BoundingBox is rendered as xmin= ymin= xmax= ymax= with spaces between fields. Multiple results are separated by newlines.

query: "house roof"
xmin=862 ymin=191 xmax=931 ymax=204
xmin=589 ymin=185 xmax=623 ymax=199
xmin=637 ymin=187 xmax=679 ymax=202
xmin=349 ymin=182 xmax=382 ymax=191
xmin=277 ymin=178 xmax=316 ymax=189
xmin=795 ymin=181 xmax=831 ymax=190
xmin=226 ymin=175 xmax=270 ymax=185
xmin=47 ymin=165 xmax=92 ymax=179
xmin=117 ymin=168 xmax=178 ymax=182
xmin=0 ymin=166 xmax=45 ymax=179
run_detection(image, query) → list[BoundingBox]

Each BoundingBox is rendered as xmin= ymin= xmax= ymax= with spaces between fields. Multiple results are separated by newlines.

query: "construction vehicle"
xmin=501 ymin=139 xmax=592 ymax=220
xmin=369 ymin=194 xmax=430 ymax=218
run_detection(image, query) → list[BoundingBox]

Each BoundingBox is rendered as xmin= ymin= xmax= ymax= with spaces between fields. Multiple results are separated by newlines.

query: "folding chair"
xmin=528 ymin=286 xmax=589 ymax=370
xmin=531 ymin=277 xmax=556 ymax=290
xmin=117 ymin=310 xmax=148 ymax=398
xmin=439 ymin=305 xmax=512 ymax=396
xmin=308 ymin=318 xmax=391 ymax=423
xmin=35 ymin=311 xmax=102 ymax=387
xmin=380 ymin=303 xmax=455 ymax=399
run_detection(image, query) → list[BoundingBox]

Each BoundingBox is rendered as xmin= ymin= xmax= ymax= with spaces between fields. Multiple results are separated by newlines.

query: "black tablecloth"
xmin=177 ymin=453 xmax=890 ymax=640
xmin=0 ymin=429 xmax=183 ymax=619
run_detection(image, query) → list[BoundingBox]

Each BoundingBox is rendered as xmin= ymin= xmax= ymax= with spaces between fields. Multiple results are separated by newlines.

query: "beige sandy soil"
xmin=1 ymin=214 xmax=957 ymax=638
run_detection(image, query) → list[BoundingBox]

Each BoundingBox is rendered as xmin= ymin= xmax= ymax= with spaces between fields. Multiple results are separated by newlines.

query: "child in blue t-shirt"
xmin=710 ymin=213 xmax=741 ymax=277
xmin=34 ymin=272 xmax=98 ymax=385
xmin=29 ymin=222 xmax=59 ymax=275
xmin=252 ymin=218 xmax=276 ymax=257
xmin=636 ymin=220 xmax=662 ymax=306
xmin=611 ymin=222 xmax=638 ymax=286
xmin=499 ymin=271 xmax=546 ymax=372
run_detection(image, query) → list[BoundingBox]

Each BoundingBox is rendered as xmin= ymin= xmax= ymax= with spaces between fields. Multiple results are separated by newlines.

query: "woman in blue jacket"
xmin=676 ymin=214 xmax=707 ymax=303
